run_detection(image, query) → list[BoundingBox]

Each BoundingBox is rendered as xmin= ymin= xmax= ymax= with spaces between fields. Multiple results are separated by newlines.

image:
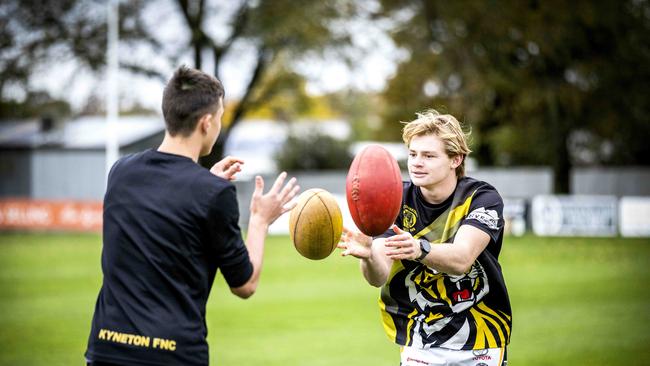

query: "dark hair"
xmin=161 ymin=65 xmax=225 ymax=137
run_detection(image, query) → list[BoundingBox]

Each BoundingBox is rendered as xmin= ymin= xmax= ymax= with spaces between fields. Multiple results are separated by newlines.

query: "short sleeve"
xmin=461 ymin=187 xmax=504 ymax=243
xmin=206 ymin=185 xmax=253 ymax=288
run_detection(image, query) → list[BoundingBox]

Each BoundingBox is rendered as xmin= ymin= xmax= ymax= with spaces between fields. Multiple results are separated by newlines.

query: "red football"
xmin=346 ymin=144 xmax=403 ymax=236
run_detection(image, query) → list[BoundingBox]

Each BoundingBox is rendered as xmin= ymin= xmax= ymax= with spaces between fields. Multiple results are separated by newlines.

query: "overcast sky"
xmin=23 ymin=0 xmax=405 ymax=113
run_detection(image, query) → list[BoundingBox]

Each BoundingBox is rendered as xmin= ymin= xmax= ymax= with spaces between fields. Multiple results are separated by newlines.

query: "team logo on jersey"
xmin=405 ymin=260 xmax=490 ymax=317
xmin=403 ymin=205 xmax=418 ymax=232
xmin=467 ymin=207 xmax=500 ymax=230
xmin=399 ymin=261 xmax=493 ymax=349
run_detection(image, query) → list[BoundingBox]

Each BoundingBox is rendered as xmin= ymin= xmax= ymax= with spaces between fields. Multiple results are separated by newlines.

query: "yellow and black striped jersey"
xmin=378 ymin=176 xmax=512 ymax=350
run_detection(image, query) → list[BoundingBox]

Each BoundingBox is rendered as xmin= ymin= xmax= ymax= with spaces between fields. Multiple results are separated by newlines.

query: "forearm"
xmin=360 ymin=239 xmax=392 ymax=287
xmin=245 ymin=214 xmax=269 ymax=283
xmin=231 ymin=214 xmax=268 ymax=298
xmin=419 ymin=226 xmax=490 ymax=276
xmin=420 ymin=243 xmax=471 ymax=276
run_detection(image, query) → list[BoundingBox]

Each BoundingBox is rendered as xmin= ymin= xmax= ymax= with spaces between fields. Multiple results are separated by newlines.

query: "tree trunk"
xmin=199 ymin=48 xmax=271 ymax=168
xmin=547 ymin=91 xmax=571 ymax=193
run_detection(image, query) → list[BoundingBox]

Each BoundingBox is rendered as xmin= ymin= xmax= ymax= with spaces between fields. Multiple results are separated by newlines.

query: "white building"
xmin=0 ymin=115 xmax=165 ymax=199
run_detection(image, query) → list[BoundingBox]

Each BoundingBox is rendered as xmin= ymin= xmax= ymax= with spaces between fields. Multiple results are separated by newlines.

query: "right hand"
xmin=337 ymin=227 xmax=373 ymax=259
xmin=249 ymin=172 xmax=299 ymax=225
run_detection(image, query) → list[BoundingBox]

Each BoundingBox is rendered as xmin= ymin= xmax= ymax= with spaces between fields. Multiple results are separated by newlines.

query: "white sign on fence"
xmin=619 ymin=197 xmax=650 ymax=237
xmin=503 ymin=198 xmax=527 ymax=236
xmin=531 ymin=195 xmax=618 ymax=237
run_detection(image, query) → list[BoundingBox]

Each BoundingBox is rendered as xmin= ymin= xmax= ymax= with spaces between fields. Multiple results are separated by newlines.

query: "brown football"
xmin=289 ymin=189 xmax=343 ymax=260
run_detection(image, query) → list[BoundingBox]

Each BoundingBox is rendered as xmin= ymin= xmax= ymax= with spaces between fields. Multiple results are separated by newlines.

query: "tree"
xmin=276 ymin=132 xmax=352 ymax=171
xmin=172 ymin=0 xmax=357 ymax=167
xmin=0 ymin=0 xmax=163 ymax=97
xmin=378 ymin=0 xmax=650 ymax=192
xmin=0 ymin=91 xmax=71 ymax=120
xmin=0 ymin=0 xmax=360 ymax=167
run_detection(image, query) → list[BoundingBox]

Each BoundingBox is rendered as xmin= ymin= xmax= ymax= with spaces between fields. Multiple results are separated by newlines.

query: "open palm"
xmin=337 ymin=227 xmax=373 ymax=259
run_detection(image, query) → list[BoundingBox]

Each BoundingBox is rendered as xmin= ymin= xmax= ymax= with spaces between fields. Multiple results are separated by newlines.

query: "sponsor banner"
xmin=531 ymin=195 xmax=617 ymax=237
xmin=0 ymin=199 xmax=102 ymax=232
xmin=619 ymin=197 xmax=650 ymax=237
xmin=503 ymin=198 xmax=527 ymax=236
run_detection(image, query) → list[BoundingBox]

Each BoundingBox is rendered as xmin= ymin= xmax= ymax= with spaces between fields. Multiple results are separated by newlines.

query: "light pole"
xmin=105 ymin=0 xmax=119 ymax=178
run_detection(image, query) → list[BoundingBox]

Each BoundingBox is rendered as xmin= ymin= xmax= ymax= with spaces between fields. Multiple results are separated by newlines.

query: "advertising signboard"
xmin=531 ymin=195 xmax=617 ymax=236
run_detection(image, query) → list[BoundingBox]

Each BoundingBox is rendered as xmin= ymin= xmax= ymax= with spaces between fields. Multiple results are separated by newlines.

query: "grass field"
xmin=0 ymin=232 xmax=649 ymax=365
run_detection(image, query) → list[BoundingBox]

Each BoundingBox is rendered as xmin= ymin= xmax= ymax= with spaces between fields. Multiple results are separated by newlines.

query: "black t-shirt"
xmin=85 ymin=149 xmax=253 ymax=366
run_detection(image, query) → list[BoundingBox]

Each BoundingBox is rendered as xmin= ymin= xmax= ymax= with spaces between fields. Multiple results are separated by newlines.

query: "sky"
xmin=23 ymin=0 xmax=406 ymax=114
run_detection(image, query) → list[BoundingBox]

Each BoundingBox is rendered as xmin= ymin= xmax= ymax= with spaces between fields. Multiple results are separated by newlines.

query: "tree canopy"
xmin=378 ymin=0 xmax=650 ymax=192
xmin=2 ymin=0 xmax=648 ymax=187
xmin=0 ymin=0 xmax=360 ymax=164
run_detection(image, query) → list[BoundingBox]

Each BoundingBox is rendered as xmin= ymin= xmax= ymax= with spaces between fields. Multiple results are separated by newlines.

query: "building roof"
xmin=0 ymin=115 xmax=165 ymax=150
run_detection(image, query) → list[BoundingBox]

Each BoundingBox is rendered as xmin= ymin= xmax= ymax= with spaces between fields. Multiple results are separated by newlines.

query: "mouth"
xmin=411 ymin=171 xmax=427 ymax=178
xmin=450 ymin=278 xmax=475 ymax=304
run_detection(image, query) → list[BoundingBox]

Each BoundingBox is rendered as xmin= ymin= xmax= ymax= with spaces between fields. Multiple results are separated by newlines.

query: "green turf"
xmin=0 ymin=232 xmax=649 ymax=365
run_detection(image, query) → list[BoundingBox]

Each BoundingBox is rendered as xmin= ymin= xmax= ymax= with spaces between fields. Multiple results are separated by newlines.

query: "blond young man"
xmin=339 ymin=110 xmax=511 ymax=366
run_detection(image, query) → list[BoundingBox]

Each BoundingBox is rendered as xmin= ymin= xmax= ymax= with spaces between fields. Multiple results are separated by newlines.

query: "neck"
xmin=157 ymin=132 xmax=201 ymax=162
xmin=419 ymin=175 xmax=459 ymax=204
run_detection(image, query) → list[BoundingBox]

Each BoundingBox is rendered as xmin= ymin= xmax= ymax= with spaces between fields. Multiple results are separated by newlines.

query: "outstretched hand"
xmin=337 ymin=227 xmax=373 ymax=259
xmin=249 ymin=172 xmax=300 ymax=226
xmin=210 ymin=156 xmax=244 ymax=181
xmin=384 ymin=225 xmax=421 ymax=261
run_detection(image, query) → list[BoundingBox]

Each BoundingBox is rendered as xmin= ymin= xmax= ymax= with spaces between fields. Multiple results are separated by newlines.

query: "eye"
xmin=408 ymin=152 xmax=416 ymax=157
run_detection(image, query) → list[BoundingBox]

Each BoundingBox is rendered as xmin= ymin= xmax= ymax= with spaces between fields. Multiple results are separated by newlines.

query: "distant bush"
xmin=276 ymin=132 xmax=352 ymax=171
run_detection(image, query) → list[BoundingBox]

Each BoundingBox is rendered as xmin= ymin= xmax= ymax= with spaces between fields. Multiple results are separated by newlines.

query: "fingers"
xmin=269 ymin=171 xmax=288 ymax=194
xmin=338 ymin=245 xmax=370 ymax=259
xmin=279 ymin=177 xmax=298 ymax=201
xmin=384 ymin=238 xmax=418 ymax=260
xmin=342 ymin=225 xmax=363 ymax=238
xmin=253 ymin=176 xmax=264 ymax=197
xmin=385 ymin=245 xmax=415 ymax=259
xmin=279 ymin=185 xmax=300 ymax=214
xmin=224 ymin=162 xmax=242 ymax=180
xmin=210 ymin=156 xmax=245 ymax=180
xmin=280 ymin=197 xmax=299 ymax=214
xmin=221 ymin=156 xmax=244 ymax=168
xmin=288 ymin=184 xmax=300 ymax=199
xmin=387 ymin=226 xmax=411 ymax=242
xmin=336 ymin=241 xmax=353 ymax=257
xmin=384 ymin=238 xmax=413 ymax=247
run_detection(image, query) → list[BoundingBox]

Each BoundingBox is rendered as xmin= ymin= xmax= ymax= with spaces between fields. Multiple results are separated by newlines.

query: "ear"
xmin=450 ymin=154 xmax=463 ymax=169
xmin=197 ymin=114 xmax=212 ymax=134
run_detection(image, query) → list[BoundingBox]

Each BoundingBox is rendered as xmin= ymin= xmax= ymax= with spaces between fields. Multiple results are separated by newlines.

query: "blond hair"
xmin=402 ymin=109 xmax=472 ymax=177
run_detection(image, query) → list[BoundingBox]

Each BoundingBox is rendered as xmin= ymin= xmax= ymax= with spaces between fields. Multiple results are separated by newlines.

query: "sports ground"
xmin=0 ymin=232 xmax=649 ymax=365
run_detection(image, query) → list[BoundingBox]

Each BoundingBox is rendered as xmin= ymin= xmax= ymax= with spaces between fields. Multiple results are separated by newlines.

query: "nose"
xmin=409 ymin=155 xmax=423 ymax=168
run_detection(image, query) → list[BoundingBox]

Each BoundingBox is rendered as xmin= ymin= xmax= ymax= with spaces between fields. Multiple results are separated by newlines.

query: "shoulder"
xmin=107 ymin=150 xmax=149 ymax=180
xmin=461 ymin=176 xmax=503 ymax=203
xmin=402 ymin=180 xmax=415 ymax=194
xmin=194 ymin=171 xmax=240 ymax=216
xmin=183 ymin=169 xmax=240 ymax=221
xmin=459 ymin=176 xmax=496 ymax=191
xmin=401 ymin=180 xmax=418 ymax=203
xmin=193 ymin=168 xmax=235 ymax=198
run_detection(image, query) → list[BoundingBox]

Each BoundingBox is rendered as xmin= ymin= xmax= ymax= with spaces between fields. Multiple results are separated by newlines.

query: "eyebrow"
xmin=409 ymin=149 xmax=437 ymax=154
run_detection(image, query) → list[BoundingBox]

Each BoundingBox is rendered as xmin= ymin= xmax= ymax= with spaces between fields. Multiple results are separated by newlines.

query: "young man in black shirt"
xmin=338 ymin=110 xmax=511 ymax=365
xmin=85 ymin=66 xmax=299 ymax=365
